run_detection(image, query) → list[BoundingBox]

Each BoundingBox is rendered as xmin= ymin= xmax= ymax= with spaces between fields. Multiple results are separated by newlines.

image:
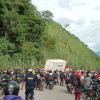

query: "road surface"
xmin=0 ymin=84 xmax=85 ymax=100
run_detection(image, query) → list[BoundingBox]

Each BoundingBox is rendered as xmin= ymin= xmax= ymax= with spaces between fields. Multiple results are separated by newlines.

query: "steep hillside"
xmin=40 ymin=21 xmax=100 ymax=70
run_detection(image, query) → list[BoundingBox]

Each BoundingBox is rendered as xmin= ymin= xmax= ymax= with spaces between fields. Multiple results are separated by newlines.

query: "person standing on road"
xmin=60 ymin=70 xmax=65 ymax=86
xmin=75 ymin=77 xmax=81 ymax=100
xmin=70 ymin=70 xmax=77 ymax=86
xmin=84 ymin=74 xmax=92 ymax=88
xmin=21 ymin=69 xmax=37 ymax=100
xmin=65 ymin=71 xmax=70 ymax=85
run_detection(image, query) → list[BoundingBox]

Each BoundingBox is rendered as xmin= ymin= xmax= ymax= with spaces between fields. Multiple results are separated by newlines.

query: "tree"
xmin=41 ymin=10 xmax=53 ymax=20
xmin=64 ymin=24 xmax=70 ymax=29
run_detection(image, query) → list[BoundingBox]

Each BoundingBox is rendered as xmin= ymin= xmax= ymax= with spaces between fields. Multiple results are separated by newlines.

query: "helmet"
xmin=5 ymin=81 xmax=19 ymax=95
xmin=97 ymin=78 xmax=100 ymax=83
xmin=17 ymin=67 xmax=20 ymax=69
xmin=28 ymin=69 xmax=33 ymax=73
xmin=49 ymin=70 xmax=52 ymax=73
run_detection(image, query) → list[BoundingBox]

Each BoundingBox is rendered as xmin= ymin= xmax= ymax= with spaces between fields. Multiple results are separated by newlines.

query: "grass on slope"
xmin=40 ymin=21 xmax=100 ymax=70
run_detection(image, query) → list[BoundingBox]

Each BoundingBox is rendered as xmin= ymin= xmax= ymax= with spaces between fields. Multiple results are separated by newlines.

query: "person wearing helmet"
xmin=33 ymin=69 xmax=36 ymax=75
xmin=2 ymin=70 xmax=12 ymax=83
xmin=3 ymin=80 xmax=23 ymax=100
xmin=21 ymin=69 xmax=37 ymax=100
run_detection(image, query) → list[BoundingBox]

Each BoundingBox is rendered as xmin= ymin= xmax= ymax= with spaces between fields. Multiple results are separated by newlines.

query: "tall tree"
xmin=41 ymin=10 xmax=53 ymax=20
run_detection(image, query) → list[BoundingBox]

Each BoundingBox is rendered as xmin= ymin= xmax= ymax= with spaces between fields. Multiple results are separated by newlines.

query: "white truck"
xmin=44 ymin=59 xmax=67 ymax=71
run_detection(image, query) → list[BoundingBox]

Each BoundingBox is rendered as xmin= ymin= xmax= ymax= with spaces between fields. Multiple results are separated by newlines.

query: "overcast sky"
xmin=32 ymin=0 xmax=100 ymax=52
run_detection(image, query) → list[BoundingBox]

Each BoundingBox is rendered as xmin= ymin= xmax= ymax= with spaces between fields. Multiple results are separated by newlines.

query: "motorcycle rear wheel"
xmin=0 ymin=87 xmax=2 ymax=97
xmin=82 ymin=92 xmax=87 ymax=98
xmin=39 ymin=84 xmax=43 ymax=91
xmin=49 ymin=84 xmax=52 ymax=90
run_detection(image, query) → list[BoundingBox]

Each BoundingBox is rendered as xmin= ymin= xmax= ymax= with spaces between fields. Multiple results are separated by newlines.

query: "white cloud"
xmin=32 ymin=0 xmax=100 ymax=52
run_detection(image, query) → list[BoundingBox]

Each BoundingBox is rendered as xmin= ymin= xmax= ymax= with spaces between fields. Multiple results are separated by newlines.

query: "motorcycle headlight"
xmin=98 ymin=92 xmax=100 ymax=95
xmin=2 ymin=79 xmax=5 ymax=81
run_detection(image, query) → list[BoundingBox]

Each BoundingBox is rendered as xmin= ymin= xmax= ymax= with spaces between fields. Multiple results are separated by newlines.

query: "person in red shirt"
xmin=96 ymin=71 xmax=100 ymax=79
xmin=76 ymin=71 xmax=80 ymax=77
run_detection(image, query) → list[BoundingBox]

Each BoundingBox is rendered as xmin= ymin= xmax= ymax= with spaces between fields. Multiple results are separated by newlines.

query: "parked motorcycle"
xmin=82 ymin=86 xmax=92 ymax=99
xmin=67 ymin=82 xmax=73 ymax=94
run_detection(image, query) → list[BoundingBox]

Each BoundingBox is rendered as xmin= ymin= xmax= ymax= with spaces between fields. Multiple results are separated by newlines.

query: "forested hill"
xmin=0 ymin=0 xmax=100 ymax=70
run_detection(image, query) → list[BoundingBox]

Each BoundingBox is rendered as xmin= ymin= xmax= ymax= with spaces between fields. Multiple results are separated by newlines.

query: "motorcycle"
xmin=82 ymin=86 xmax=92 ymax=99
xmin=14 ymin=75 xmax=21 ymax=84
xmin=0 ymin=77 xmax=2 ymax=97
xmin=67 ymin=82 xmax=73 ymax=94
xmin=49 ymin=80 xmax=53 ymax=90
xmin=36 ymin=78 xmax=44 ymax=91
xmin=97 ymin=91 xmax=100 ymax=100
xmin=91 ymin=79 xmax=97 ymax=100
xmin=0 ymin=78 xmax=8 ymax=96
xmin=54 ymin=78 xmax=58 ymax=85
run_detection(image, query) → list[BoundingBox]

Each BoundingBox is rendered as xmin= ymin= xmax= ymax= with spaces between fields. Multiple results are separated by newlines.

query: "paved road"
xmin=0 ymin=84 xmax=85 ymax=100
xmin=19 ymin=84 xmax=85 ymax=100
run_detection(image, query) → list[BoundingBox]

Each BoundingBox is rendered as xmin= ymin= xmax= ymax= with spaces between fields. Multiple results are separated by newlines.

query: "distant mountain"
xmin=95 ymin=52 xmax=100 ymax=56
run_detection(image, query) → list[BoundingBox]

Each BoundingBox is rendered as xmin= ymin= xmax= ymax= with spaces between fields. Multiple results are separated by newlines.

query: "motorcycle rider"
xmin=91 ymin=72 xmax=96 ymax=80
xmin=3 ymin=80 xmax=23 ymax=100
xmin=35 ymin=70 xmax=41 ymax=88
xmin=45 ymin=70 xmax=54 ymax=88
xmin=17 ymin=67 xmax=21 ymax=74
xmin=13 ymin=67 xmax=21 ymax=82
xmin=13 ymin=68 xmax=17 ymax=76
xmin=21 ymin=69 xmax=37 ymax=100
xmin=2 ymin=70 xmax=12 ymax=82
xmin=33 ymin=69 xmax=36 ymax=75
xmin=45 ymin=71 xmax=49 ymax=88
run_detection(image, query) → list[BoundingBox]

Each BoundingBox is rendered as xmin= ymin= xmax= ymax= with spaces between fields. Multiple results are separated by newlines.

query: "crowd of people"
xmin=0 ymin=67 xmax=100 ymax=100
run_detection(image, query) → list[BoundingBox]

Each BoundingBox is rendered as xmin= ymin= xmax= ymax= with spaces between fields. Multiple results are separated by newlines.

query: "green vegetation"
xmin=0 ymin=0 xmax=100 ymax=70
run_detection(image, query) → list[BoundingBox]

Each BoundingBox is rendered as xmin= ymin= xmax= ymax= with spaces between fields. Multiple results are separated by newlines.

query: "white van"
xmin=45 ymin=59 xmax=67 ymax=71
